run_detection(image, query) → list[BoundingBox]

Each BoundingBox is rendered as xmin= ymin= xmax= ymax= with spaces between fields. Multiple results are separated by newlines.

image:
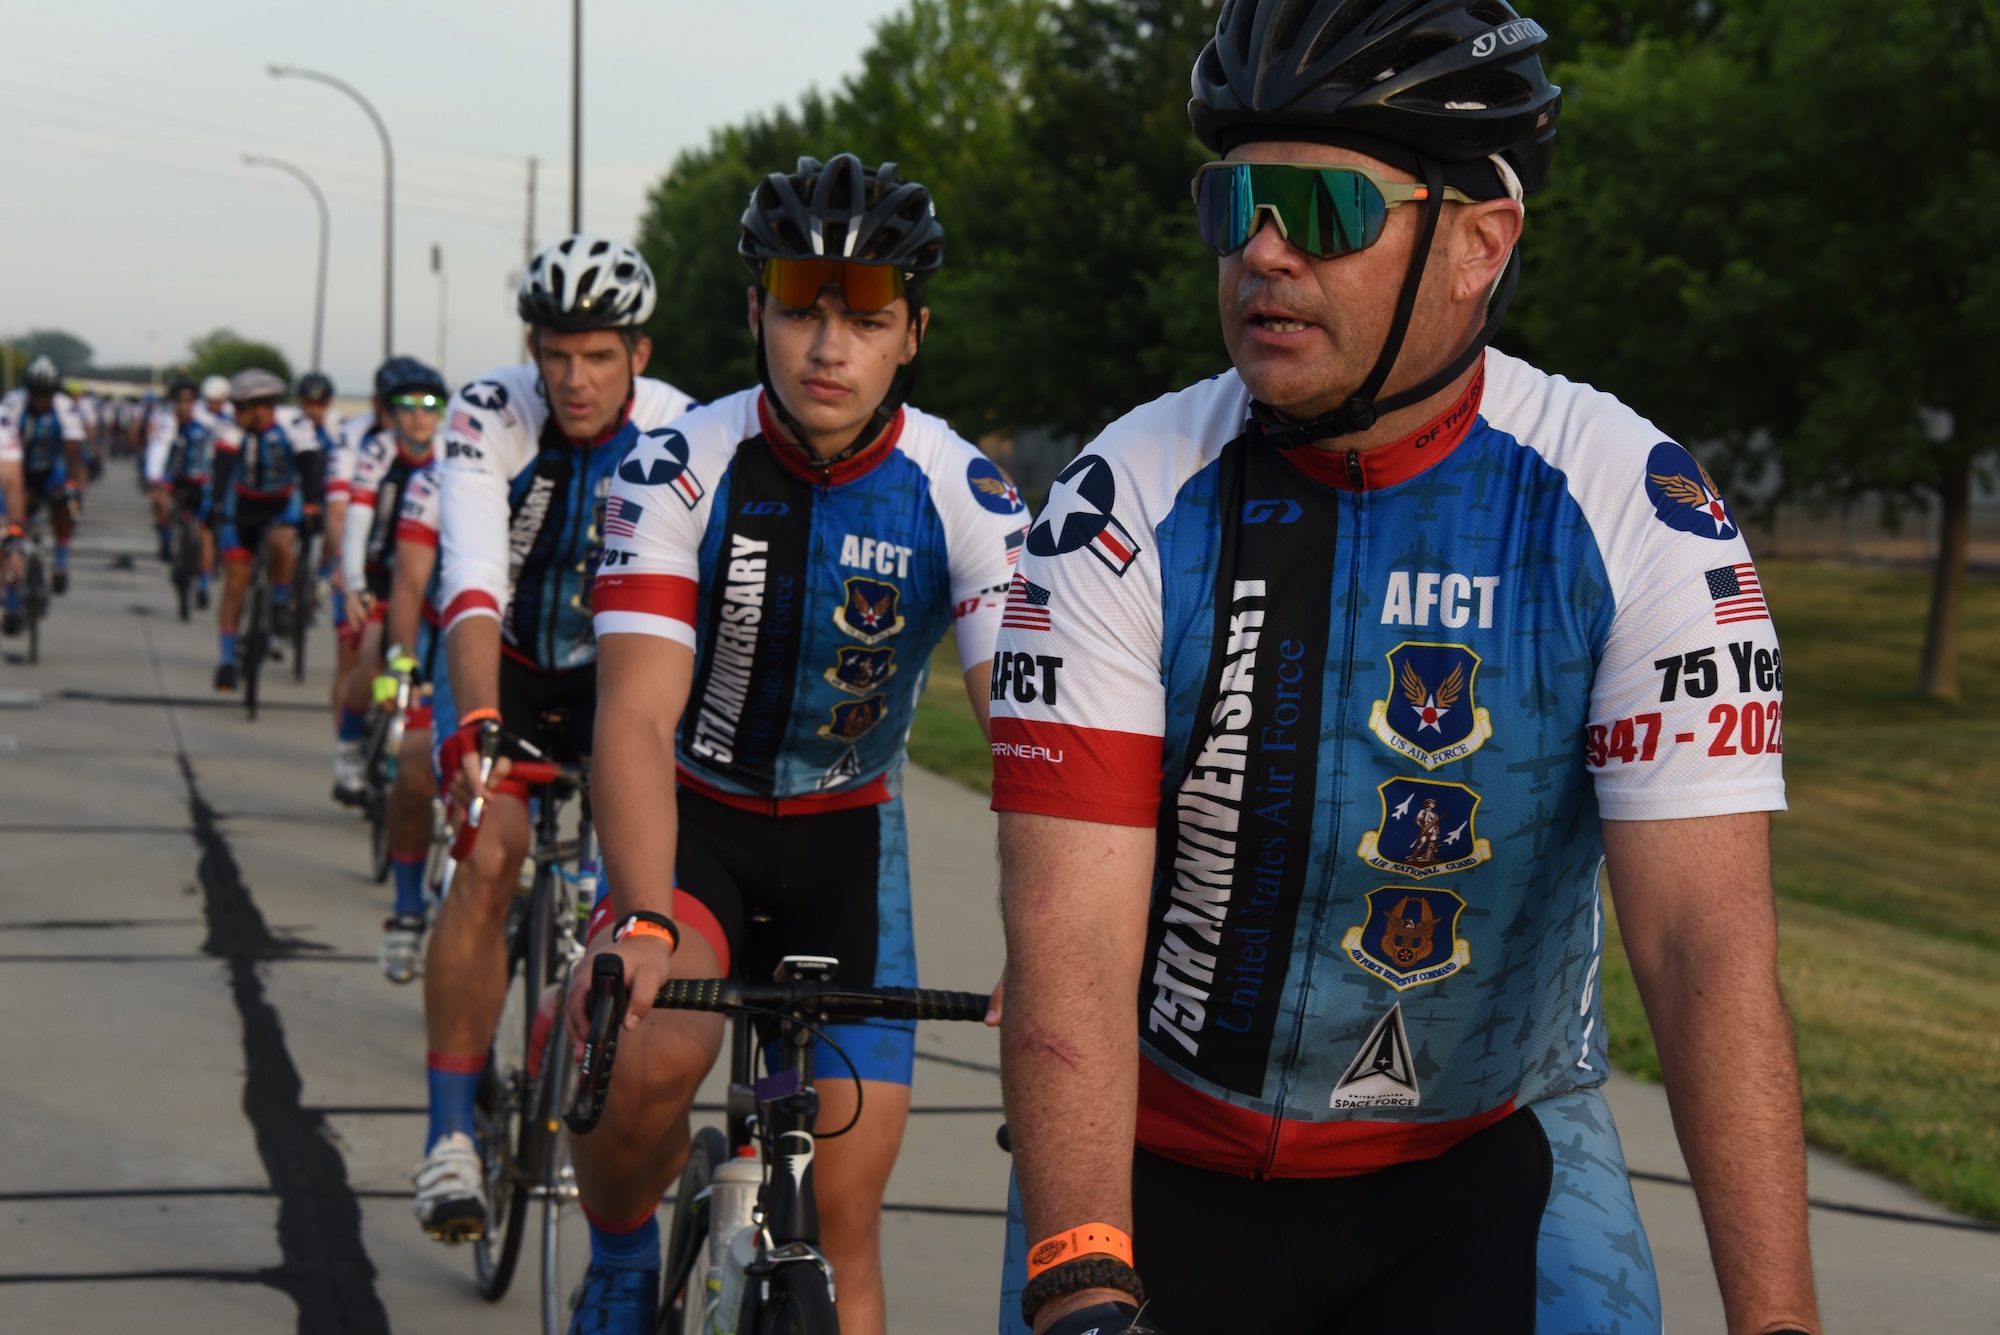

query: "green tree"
xmin=186 ymin=329 xmax=294 ymax=387
xmin=1518 ymin=0 xmax=2000 ymax=700
xmin=18 ymin=329 xmax=94 ymax=375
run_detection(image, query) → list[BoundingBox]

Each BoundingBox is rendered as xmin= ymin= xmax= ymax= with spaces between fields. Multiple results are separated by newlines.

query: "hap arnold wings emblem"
xmin=1368 ymin=642 xmax=1493 ymax=769
xmin=825 ymin=646 xmax=897 ymax=696
xmin=818 ymin=694 xmax=889 ymax=742
xmin=833 ymin=577 xmax=906 ymax=645
xmin=1355 ymin=778 xmax=1492 ymax=879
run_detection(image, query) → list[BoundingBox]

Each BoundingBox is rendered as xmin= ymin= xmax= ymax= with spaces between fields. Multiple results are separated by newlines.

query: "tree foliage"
xmin=187 ymin=329 xmax=294 ymax=387
xmin=17 ymin=329 xmax=94 ymax=375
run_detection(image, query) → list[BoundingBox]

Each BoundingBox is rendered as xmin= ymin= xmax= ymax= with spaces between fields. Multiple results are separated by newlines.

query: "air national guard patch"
xmin=1368 ymin=642 xmax=1494 ymax=769
xmin=832 ymin=577 xmax=906 ymax=645
xmin=818 ymin=694 xmax=888 ymax=742
xmin=824 ymin=646 xmax=896 ymax=696
xmin=1355 ymin=778 xmax=1492 ymax=879
xmin=1342 ymin=886 xmax=1472 ymax=991
xmin=1643 ymin=440 xmax=1736 ymax=539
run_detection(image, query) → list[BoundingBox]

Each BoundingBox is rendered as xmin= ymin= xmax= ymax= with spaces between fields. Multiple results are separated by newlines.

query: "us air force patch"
xmin=1643 ymin=441 xmax=1735 ymax=539
xmin=617 ymin=428 xmax=704 ymax=508
xmin=1025 ymin=455 xmax=1141 ymax=576
xmin=832 ymin=577 xmax=905 ymax=645
xmin=1355 ymin=778 xmax=1491 ymax=879
xmin=1367 ymin=642 xmax=1493 ymax=769
xmin=1342 ymin=886 xmax=1471 ymax=991
xmin=818 ymin=694 xmax=888 ymax=742
xmin=824 ymin=645 xmax=896 ymax=695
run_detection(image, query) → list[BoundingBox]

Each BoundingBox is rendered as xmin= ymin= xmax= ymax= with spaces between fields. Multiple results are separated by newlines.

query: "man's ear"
xmin=902 ymin=302 xmax=930 ymax=365
xmin=628 ymin=335 xmax=653 ymax=377
xmin=1454 ymin=201 xmax=1524 ymax=302
xmin=746 ymin=285 xmax=762 ymax=337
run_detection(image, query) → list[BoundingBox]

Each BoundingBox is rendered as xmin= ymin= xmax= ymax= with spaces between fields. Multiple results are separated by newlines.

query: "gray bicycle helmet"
xmin=1190 ymin=0 xmax=1562 ymax=196
xmin=517 ymin=232 xmax=657 ymax=332
xmin=228 ymin=367 xmax=289 ymax=405
xmin=23 ymin=356 xmax=62 ymax=393
xmin=738 ymin=155 xmax=944 ymax=296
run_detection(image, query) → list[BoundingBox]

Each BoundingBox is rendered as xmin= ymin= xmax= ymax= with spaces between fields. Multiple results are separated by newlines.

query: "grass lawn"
xmin=906 ymin=561 xmax=2000 ymax=1219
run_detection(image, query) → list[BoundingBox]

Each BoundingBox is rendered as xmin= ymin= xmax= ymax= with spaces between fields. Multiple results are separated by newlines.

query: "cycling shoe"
xmin=567 ymin=1264 xmax=660 ymax=1335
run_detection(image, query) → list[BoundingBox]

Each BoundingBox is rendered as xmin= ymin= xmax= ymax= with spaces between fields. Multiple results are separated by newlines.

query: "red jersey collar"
xmin=756 ymin=392 xmax=905 ymax=487
xmin=1276 ymin=360 xmax=1485 ymax=492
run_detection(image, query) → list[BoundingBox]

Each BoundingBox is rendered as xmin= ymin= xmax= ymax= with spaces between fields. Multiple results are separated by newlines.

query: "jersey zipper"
xmin=1260 ymin=486 xmax=1368 ymax=1177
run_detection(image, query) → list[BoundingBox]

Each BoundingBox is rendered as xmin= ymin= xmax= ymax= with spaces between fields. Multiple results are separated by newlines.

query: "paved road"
xmin=1 ymin=481 xmax=1994 ymax=1333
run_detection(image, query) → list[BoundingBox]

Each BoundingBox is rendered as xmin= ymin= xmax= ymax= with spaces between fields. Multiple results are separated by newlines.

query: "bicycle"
xmin=168 ymin=499 xmax=203 ymax=623
xmin=360 ymin=666 xmax=430 ymax=883
xmin=567 ymin=955 xmax=990 ymax=1335
xmin=16 ymin=514 xmax=53 ymax=666
xmin=447 ymin=723 xmax=603 ymax=1334
xmin=289 ymin=528 xmax=316 ymax=681
xmin=238 ymin=531 xmax=275 ymax=721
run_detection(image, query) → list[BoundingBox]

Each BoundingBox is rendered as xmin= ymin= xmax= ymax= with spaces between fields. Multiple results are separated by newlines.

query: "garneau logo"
xmin=1149 ymin=578 xmax=1265 ymax=1059
xmin=1241 ymin=499 xmax=1302 ymax=524
xmin=991 ymin=740 xmax=1064 ymax=763
xmin=687 ymin=534 xmax=770 ymax=764
xmin=741 ymin=500 xmax=788 ymax=516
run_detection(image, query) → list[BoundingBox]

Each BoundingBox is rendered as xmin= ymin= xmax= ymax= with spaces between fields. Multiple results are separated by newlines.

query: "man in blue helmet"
xmin=992 ymin=3 xmax=1820 ymax=1334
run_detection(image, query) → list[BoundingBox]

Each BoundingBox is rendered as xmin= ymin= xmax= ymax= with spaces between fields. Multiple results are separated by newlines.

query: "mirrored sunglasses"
xmin=760 ymin=257 xmax=906 ymax=312
xmin=1192 ymin=161 xmax=1475 ymax=259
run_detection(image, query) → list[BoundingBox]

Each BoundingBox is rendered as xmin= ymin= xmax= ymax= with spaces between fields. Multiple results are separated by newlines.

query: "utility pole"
xmin=523 ymin=157 xmax=539 ymax=363
xmin=431 ymin=245 xmax=448 ymax=380
xmin=570 ymin=0 xmax=583 ymax=233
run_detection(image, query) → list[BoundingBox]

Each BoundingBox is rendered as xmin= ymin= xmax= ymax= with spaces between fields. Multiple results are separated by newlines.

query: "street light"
xmin=571 ymin=0 xmax=583 ymax=233
xmin=269 ymin=64 xmax=395 ymax=358
xmin=243 ymin=154 xmax=331 ymax=373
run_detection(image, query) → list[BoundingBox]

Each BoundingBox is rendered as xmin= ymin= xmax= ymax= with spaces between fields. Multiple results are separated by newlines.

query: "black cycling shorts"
xmin=497 ymin=655 xmax=595 ymax=765
xmin=672 ymin=786 xmax=917 ymax=1085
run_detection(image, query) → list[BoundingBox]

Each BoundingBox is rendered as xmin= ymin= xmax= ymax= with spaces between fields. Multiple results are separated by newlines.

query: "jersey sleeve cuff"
xmin=441 ymin=589 xmax=502 ymax=632
xmin=394 ymin=519 xmax=438 ymax=546
xmin=1594 ymin=779 xmax=1788 ymax=822
xmin=989 ymin=718 xmax=1163 ymax=828
xmin=593 ymin=610 xmax=697 ymax=650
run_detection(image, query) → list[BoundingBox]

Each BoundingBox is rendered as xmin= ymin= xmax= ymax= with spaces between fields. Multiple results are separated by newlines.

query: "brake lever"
xmin=464 ymin=720 xmax=503 ymax=829
xmin=565 ymin=952 xmax=629 ymax=1136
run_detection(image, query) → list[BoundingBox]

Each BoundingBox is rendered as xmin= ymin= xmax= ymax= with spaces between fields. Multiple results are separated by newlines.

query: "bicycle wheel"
xmin=242 ymin=572 xmax=269 ymax=721
xmin=24 ymin=553 xmax=44 ymax=666
xmin=535 ymin=1004 xmax=587 ymax=1335
xmin=742 ymin=1258 xmax=840 ymax=1335
xmin=172 ymin=522 xmax=195 ymax=622
xmin=364 ymin=711 xmax=395 ymax=882
xmin=659 ymin=1126 xmax=727 ymax=1335
xmin=290 ymin=536 xmax=313 ymax=680
xmin=474 ymin=896 xmax=538 ymax=1301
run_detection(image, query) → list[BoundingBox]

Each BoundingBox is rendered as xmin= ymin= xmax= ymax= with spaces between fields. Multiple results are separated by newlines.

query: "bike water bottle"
xmin=707 ymin=1150 xmax=763 ymax=1333
xmin=573 ymin=856 xmax=601 ymax=932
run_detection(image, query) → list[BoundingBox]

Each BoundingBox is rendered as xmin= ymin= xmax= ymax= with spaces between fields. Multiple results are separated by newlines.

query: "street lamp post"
xmin=571 ymin=0 xmax=583 ymax=233
xmin=243 ymin=155 xmax=331 ymax=373
xmin=269 ymin=64 xmax=395 ymax=358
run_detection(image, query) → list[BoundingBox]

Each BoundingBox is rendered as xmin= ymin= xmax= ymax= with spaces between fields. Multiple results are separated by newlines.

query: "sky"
xmin=0 ymin=0 xmax=907 ymax=393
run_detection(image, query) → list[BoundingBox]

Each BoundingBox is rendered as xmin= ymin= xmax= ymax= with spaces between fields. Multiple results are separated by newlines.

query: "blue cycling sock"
xmin=197 ymin=570 xmax=210 ymax=594
xmin=3 ymin=584 xmax=17 ymax=613
xmin=338 ymin=706 xmax=368 ymax=743
xmin=272 ymin=582 xmax=289 ymax=607
xmin=158 ymin=523 xmax=171 ymax=546
xmin=391 ymin=853 xmax=428 ymax=917
xmin=585 ymin=1208 xmax=660 ymax=1273
xmin=54 ymin=543 xmax=68 ymax=570
xmin=426 ymin=1055 xmax=483 ymax=1151
xmin=220 ymin=631 xmax=238 ymax=664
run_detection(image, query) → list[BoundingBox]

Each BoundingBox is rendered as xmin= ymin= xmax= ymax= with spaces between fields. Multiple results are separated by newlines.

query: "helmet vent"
xmin=1305 ymin=6 xmax=1375 ymax=65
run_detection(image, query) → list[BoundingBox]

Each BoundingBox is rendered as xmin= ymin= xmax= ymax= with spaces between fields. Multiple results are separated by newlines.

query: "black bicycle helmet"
xmin=738 ymin=155 xmax=944 ymax=296
xmin=167 ymin=375 xmax=198 ymax=397
xmin=1191 ymin=0 xmax=1562 ymax=196
xmin=23 ymin=356 xmax=62 ymax=394
xmin=296 ymin=371 xmax=335 ymax=401
xmin=738 ymin=155 xmax=945 ymax=468
xmin=374 ymin=356 xmax=445 ymax=403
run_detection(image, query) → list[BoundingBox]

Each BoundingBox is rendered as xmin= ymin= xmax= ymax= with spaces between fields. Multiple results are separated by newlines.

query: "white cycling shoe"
xmin=412 ymin=1131 xmax=488 ymax=1242
xmin=332 ymin=742 xmax=367 ymax=807
xmin=379 ymin=913 xmax=426 ymax=984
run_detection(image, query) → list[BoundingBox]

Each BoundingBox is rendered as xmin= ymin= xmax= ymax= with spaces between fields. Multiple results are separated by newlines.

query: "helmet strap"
xmin=1250 ymin=156 xmax=1511 ymax=450
xmin=753 ymin=289 xmax=925 ymax=472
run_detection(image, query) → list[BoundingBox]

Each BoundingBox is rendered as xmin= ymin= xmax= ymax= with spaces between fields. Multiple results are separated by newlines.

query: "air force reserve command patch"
xmin=1644 ymin=440 xmax=1735 ymax=539
xmin=1355 ymin=777 xmax=1492 ymax=878
xmin=617 ymin=428 xmax=704 ymax=508
xmin=1025 ymin=455 xmax=1141 ymax=576
xmin=1367 ymin=642 xmax=1493 ymax=769
xmin=1342 ymin=886 xmax=1472 ymax=991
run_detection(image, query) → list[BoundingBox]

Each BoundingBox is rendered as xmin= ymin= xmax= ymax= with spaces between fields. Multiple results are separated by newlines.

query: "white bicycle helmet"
xmin=517 ymin=232 xmax=656 ymax=332
xmin=23 ymin=356 xmax=62 ymax=393
xmin=200 ymin=374 xmax=232 ymax=403
xmin=228 ymin=368 xmax=289 ymax=404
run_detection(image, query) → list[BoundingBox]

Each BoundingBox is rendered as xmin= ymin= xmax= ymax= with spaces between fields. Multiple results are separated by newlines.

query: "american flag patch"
xmin=1705 ymin=563 xmax=1769 ymax=625
xmin=604 ymin=495 xmax=643 ymax=538
xmin=1001 ymin=574 xmax=1051 ymax=631
xmin=1005 ymin=526 xmax=1025 ymax=567
xmin=447 ymin=410 xmax=482 ymax=440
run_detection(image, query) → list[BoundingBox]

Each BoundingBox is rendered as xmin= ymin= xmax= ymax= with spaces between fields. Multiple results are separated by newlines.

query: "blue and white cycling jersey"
xmin=591 ymin=388 xmax=1024 ymax=807
xmin=0 ymin=389 xmax=84 ymax=476
xmin=436 ymin=363 xmax=694 ymax=671
xmin=990 ymin=349 xmax=1786 ymax=1178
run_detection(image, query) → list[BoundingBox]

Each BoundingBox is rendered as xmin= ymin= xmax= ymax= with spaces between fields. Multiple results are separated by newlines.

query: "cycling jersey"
xmin=0 ymin=390 xmax=85 ymax=474
xmin=436 ymin=363 xmax=694 ymax=671
xmin=214 ymin=414 xmax=321 ymax=503
xmin=164 ymin=419 xmax=216 ymax=486
xmin=326 ymin=410 xmax=375 ymax=506
xmin=590 ymin=388 xmax=1023 ymax=808
xmin=989 ymin=349 xmax=1786 ymax=1178
xmin=342 ymin=428 xmax=436 ymax=602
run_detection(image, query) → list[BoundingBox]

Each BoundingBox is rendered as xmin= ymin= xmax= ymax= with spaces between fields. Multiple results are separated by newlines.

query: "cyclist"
xmin=373 ymin=444 xmax=449 ymax=982
xmin=990 ymin=4 xmax=1819 ymax=1335
xmin=208 ymin=368 xmax=325 ymax=693
xmin=199 ymin=374 xmax=234 ymax=425
xmin=0 ymin=356 xmax=87 ymax=598
xmin=572 ymin=154 xmax=1020 ymax=1335
xmin=336 ymin=357 xmax=447 ymax=935
xmin=412 ymin=232 xmax=694 ymax=1244
xmin=144 ymin=376 xmax=218 ymax=609
xmin=0 ymin=394 xmax=22 ymax=636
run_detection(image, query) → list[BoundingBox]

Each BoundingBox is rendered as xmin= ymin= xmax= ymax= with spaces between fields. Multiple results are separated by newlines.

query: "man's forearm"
xmin=998 ymin=814 xmax=1153 ymax=1303
xmin=385 ymin=546 xmax=432 ymax=653
xmin=1 ymin=463 xmax=22 ymax=526
xmin=594 ymin=698 xmax=679 ymax=920
xmin=444 ymin=616 xmax=503 ymax=718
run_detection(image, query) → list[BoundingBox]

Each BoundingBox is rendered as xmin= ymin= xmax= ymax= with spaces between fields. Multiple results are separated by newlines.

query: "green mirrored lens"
xmin=1196 ymin=164 xmax=1389 ymax=258
xmin=392 ymin=394 xmax=443 ymax=411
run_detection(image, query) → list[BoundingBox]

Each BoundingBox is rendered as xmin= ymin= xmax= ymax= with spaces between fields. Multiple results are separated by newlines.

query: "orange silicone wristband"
xmin=458 ymin=707 xmax=501 ymax=727
xmin=616 ymin=919 xmax=679 ymax=951
xmin=1025 ymin=1223 xmax=1134 ymax=1280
